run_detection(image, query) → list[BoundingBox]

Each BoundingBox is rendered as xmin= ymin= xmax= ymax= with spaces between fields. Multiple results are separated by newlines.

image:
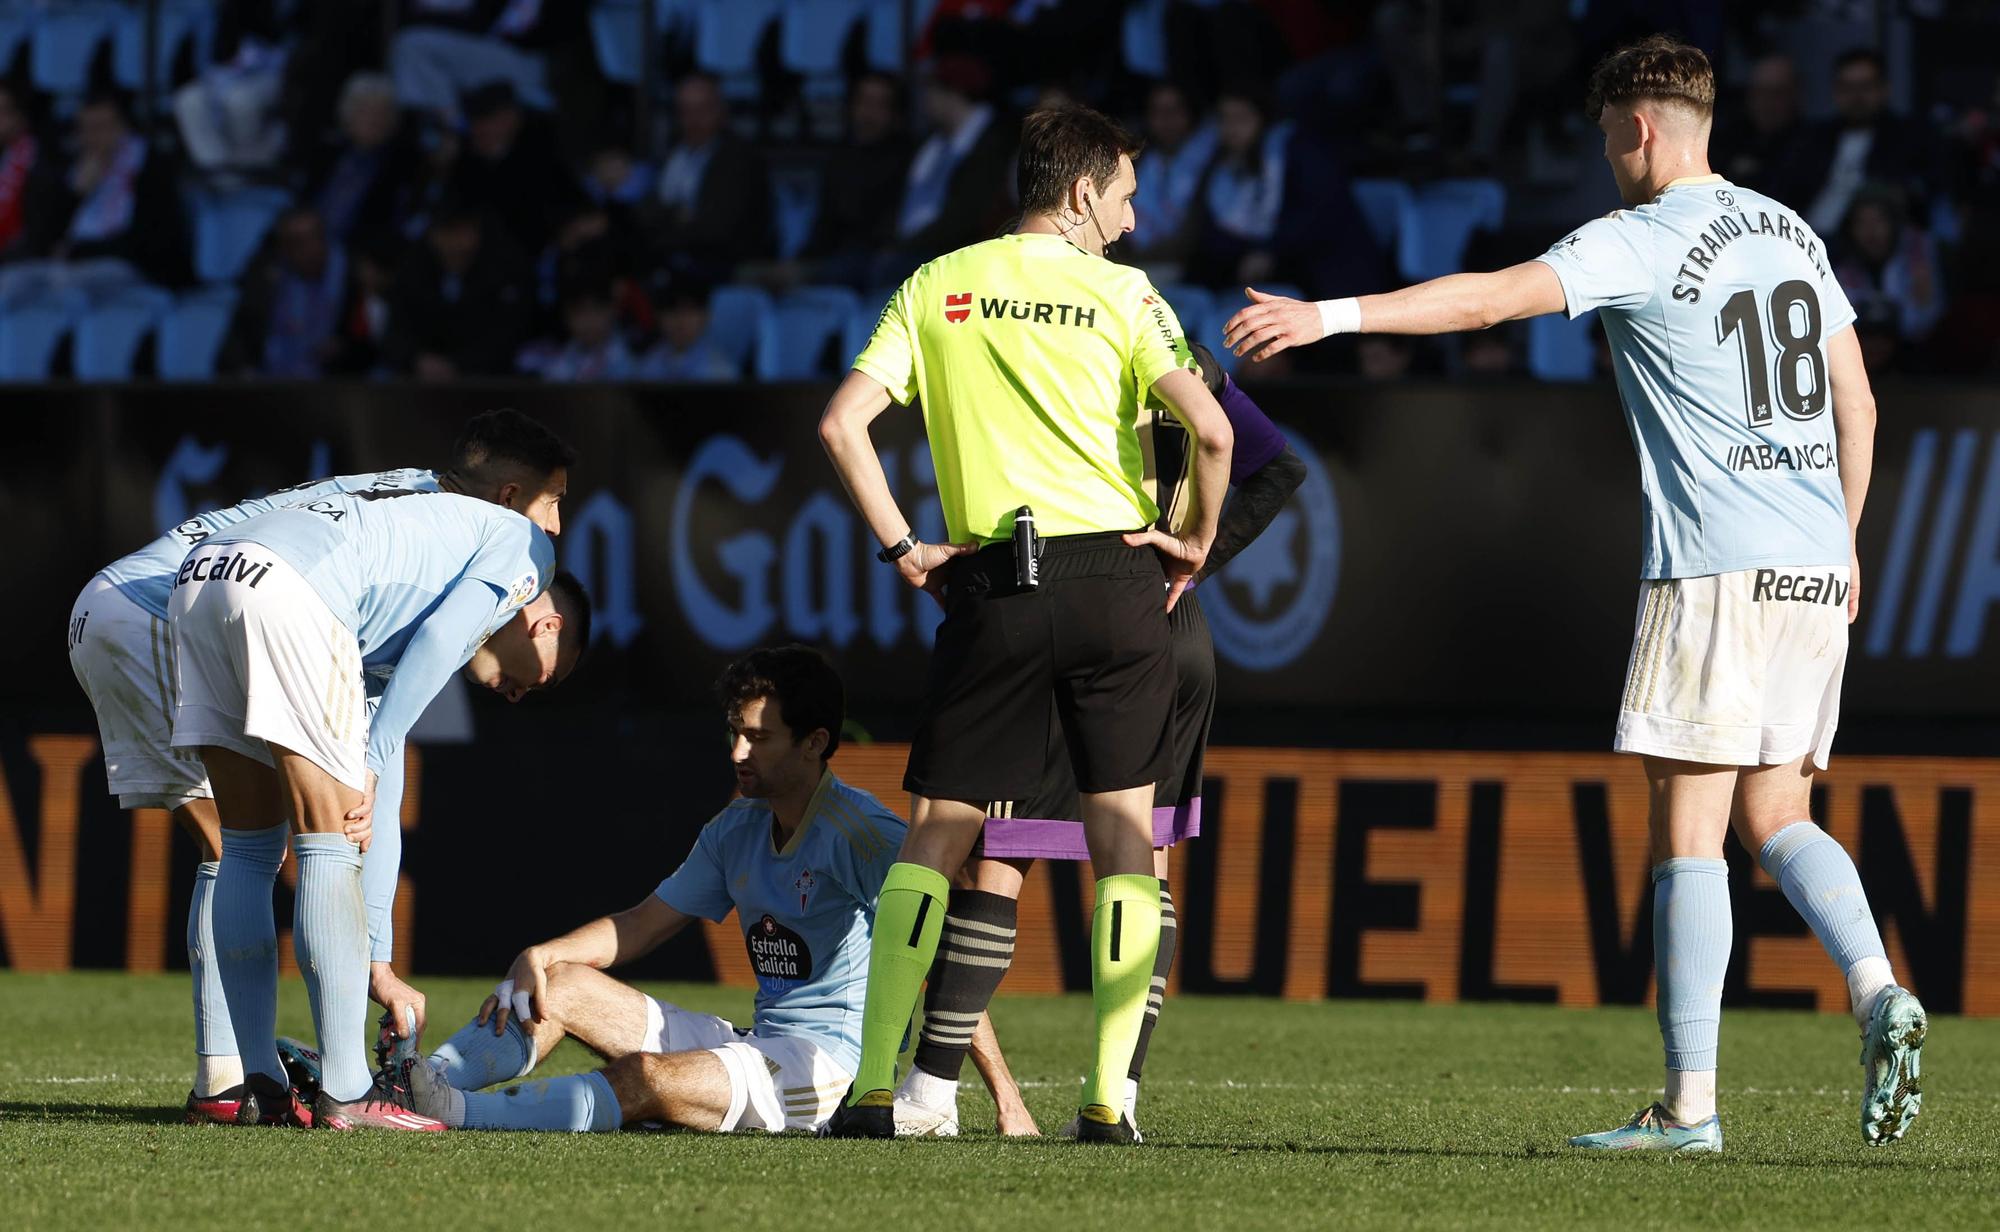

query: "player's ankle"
xmin=898 ymin=1065 xmax=958 ymax=1111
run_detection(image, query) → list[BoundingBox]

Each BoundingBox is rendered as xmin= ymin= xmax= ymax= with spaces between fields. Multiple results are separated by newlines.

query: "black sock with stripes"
xmin=912 ymin=889 xmax=1019 ymax=1081
xmin=1126 ymin=885 xmax=1177 ymax=1084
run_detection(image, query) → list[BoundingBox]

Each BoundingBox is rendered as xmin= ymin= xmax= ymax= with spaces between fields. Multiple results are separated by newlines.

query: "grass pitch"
xmin=2 ymin=972 xmax=1995 ymax=1230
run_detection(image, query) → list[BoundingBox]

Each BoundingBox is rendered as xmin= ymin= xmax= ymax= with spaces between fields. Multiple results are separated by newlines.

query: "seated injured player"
xmin=403 ymin=645 xmax=913 ymax=1134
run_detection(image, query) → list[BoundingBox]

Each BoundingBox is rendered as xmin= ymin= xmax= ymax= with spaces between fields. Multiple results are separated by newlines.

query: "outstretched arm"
xmin=486 ymin=895 xmax=692 ymax=1032
xmin=1222 ymin=262 xmax=1568 ymax=362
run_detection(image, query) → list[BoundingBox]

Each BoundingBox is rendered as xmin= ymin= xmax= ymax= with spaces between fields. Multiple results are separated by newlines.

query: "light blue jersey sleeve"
xmin=654 ymin=817 xmax=736 ymax=921
xmin=364 ymin=578 xmax=507 ymax=777
xmin=820 ymin=785 xmax=906 ymax=909
xmin=1536 ymin=210 xmax=1656 ymax=318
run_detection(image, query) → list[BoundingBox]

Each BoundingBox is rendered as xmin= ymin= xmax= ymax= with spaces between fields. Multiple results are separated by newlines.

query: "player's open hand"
xmin=1223 ymin=287 xmax=1325 ymax=363
xmin=342 ymin=771 xmax=377 ymax=853
xmin=1123 ymin=528 xmax=1209 ymax=613
xmin=485 ymin=946 xmax=550 ymax=1034
xmin=897 ymin=539 xmax=977 ymax=607
xmin=370 ymin=962 xmax=427 ymax=1043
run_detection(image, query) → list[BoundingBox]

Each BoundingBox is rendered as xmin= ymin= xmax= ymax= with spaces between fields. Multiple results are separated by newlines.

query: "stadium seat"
xmin=705 ymin=283 xmax=774 ymax=371
xmin=842 ymin=286 xmax=893 ymax=365
xmin=1349 ymin=178 xmax=1412 ymax=252
xmin=1397 ymin=178 xmax=1505 ymax=283
xmin=191 ymin=186 xmax=291 ymax=284
xmin=692 ymin=0 xmax=779 ymax=76
xmin=0 ymin=7 xmax=35 ymax=76
xmin=157 ymin=286 xmax=239 ymax=380
xmin=0 ymin=301 xmax=75 ymax=380
xmin=589 ymin=0 xmax=644 ymax=86
xmin=756 ymin=285 xmax=860 ymax=380
xmin=1527 ymin=310 xmax=1596 ymax=382
xmin=1121 ymin=0 xmax=1170 ymax=77
xmin=30 ymin=3 xmax=118 ymax=96
xmin=864 ymin=0 xmax=937 ymax=72
xmin=73 ymin=285 xmax=173 ymax=380
xmin=779 ymin=0 xmax=865 ymax=76
xmin=771 ymin=170 xmax=819 ymax=262
xmin=112 ymin=1 xmax=214 ymax=91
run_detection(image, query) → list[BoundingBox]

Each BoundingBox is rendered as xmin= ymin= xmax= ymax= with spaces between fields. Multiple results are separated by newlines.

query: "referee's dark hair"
xmin=715 ymin=644 xmax=846 ymax=762
xmin=1017 ymin=104 xmax=1141 ymax=216
xmin=451 ymin=408 xmax=577 ymax=485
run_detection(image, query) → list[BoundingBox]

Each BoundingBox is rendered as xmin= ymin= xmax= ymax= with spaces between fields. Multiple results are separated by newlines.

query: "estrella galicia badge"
xmin=505 ymin=569 xmax=540 ymax=610
xmin=793 ymin=868 xmax=816 ymax=912
xmin=1202 ymin=425 xmax=1340 ymax=671
xmin=745 ymin=914 xmax=813 ymax=985
xmin=944 ymin=292 xmax=972 ymax=323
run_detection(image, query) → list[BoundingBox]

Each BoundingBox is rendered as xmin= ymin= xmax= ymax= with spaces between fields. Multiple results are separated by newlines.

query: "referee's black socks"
xmin=913 ymin=889 xmax=1019 ymax=1081
xmin=1126 ymin=885 xmax=1177 ymax=1084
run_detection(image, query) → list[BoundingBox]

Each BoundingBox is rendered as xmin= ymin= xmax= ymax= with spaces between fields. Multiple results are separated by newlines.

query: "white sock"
xmin=1845 ymin=957 xmax=1896 ymax=1028
xmin=897 ymin=1066 xmax=959 ymax=1111
xmin=1124 ymin=1076 xmax=1139 ymax=1122
xmin=195 ymin=1054 xmax=244 ymax=1097
xmin=1664 ymin=1069 xmax=1716 ymax=1124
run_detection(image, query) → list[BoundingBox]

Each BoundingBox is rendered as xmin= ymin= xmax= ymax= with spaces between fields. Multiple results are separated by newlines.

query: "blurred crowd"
xmin=1 ymin=0 xmax=1997 ymax=382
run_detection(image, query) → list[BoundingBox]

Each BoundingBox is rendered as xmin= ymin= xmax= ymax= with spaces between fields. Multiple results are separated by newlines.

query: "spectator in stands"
xmin=1714 ymin=54 xmax=1801 ymax=196
xmin=802 ymin=72 xmax=913 ymax=288
xmin=639 ymin=72 xmax=771 ymax=280
xmin=0 ymin=80 xmax=61 ymax=265
xmin=449 ymin=81 xmax=583 ymax=259
xmin=0 ymin=93 xmax=188 ymax=306
xmin=530 ymin=277 xmax=638 ymax=381
xmin=638 ymin=277 xmax=738 ymax=382
xmin=1835 ymin=187 xmax=1943 ymax=357
xmin=237 ymin=207 xmax=351 ymax=379
xmin=1188 ymin=85 xmax=1288 ymax=290
xmin=383 ymin=200 xmax=534 ymax=380
xmin=171 ymin=15 xmax=289 ymax=176
xmin=309 ymin=73 xmax=421 ymax=245
xmin=391 ymin=0 xmax=562 ymax=118
xmin=1124 ymin=80 xmax=1216 ymax=270
xmin=883 ymin=54 xmax=1012 ymax=275
xmin=1780 ymin=48 xmax=1940 ymax=237
xmin=399 ymin=115 xmax=462 ymax=241
xmin=585 ymin=143 xmax=654 ymax=209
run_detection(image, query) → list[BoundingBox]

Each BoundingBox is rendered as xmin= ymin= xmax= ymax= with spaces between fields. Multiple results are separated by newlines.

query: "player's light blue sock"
xmin=362 ymin=755 xmax=403 ymax=964
xmin=1758 ymin=821 xmax=1894 ymax=1020
xmin=293 ymin=833 xmax=372 ymax=1103
xmin=431 ymin=1015 xmax=535 ymax=1090
xmin=462 ymin=1070 xmax=622 ymax=1133
xmin=213 ymin=825 xmax=288 ymax=1084
xmin=1654 ymin=857 xmax=1731 ymax=1072
xmin=188 ymin=860 xmax=239 ymax=1069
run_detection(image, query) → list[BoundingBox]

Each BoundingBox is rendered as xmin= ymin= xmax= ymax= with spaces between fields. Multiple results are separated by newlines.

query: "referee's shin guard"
xmin=852 ymin=862 xmax=950 ymax=1100
xmin=1086 ymin=874 xmax=1161 ymax=1112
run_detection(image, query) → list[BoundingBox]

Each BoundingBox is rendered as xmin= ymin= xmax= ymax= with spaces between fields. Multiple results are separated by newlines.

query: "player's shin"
xmin=1086 ymin=874 xmax=1161 ymax=1115
xmin=461 ymin=1070 xmax=622 ymax=1133
xmin=188 ymin=859 xmax=243 ymax=1095
xmin=293 ymin=834 xmax=373 ymax=1103
xmin=213 ymin=824 xmax=289 ymax=1084
xmin=910 ymin=889 xmax=1019 ymax=1094
xmin=1758 ymin=822 xmax=1895 ymax=1026
xmin=851 ymin=862 xmax=950 ymax=1100
xmin=1654 ymin=858 xmax=1730 ymax=1124
xmin=1123 ymin=884 xmax=1177 ymax=1117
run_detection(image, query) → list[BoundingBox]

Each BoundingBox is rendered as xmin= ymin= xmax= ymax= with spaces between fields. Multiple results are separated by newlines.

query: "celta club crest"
xmin=793 ymin=868 xmax=816 ymax=911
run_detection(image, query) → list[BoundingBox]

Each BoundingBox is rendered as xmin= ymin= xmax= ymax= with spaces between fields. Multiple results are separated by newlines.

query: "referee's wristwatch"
xmin=877 ymin=534 xmax=918 ymax=564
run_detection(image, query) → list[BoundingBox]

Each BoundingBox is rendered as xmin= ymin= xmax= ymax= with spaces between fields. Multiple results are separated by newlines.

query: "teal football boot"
xmin=1569 ymin=1103 xmax=1722 ymax=1153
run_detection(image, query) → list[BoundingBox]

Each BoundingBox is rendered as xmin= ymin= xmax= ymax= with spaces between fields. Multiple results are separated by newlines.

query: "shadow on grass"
xmin=0 ymin=1101 xmax=186 ymax=1126
xmin=1146 ymin=1139 xmax=1946 ymax=1170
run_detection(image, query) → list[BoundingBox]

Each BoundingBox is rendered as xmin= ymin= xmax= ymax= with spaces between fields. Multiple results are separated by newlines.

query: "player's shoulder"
xmin=705 ymin=796 xmax=774 ymax=840
xmin=813 ymin=775 xmax=906 ymax=855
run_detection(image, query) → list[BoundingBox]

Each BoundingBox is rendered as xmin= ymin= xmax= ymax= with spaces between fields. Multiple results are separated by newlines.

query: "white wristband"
xmin=1316 ymin=297 xmax=1361 ymax=337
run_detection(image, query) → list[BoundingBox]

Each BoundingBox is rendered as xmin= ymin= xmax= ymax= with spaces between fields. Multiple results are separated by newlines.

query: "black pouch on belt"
xmin=1012 ymin=505 xmax=1040 ymax=590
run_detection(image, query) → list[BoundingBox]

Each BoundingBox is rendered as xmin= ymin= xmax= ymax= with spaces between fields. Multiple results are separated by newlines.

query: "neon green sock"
xmin=850 ymin=861 xmax=950 ymax=1100
xmin=1085 ymin=873 xmax=1161 ymax=1112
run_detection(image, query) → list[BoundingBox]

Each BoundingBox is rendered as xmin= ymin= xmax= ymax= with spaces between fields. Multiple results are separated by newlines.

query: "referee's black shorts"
xmin=903 ymin=530 xmax=1177 ymax=803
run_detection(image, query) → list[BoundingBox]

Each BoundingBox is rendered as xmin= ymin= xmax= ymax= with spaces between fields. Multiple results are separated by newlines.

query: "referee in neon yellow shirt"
xmin=818 ymin=104 xmax=1234 ymax=1144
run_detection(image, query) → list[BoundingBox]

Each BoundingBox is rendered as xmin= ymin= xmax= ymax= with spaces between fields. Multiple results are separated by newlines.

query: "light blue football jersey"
xmin=1535 ymin=176 xmax=1858 ymax=579
xmin=654 ymin=772 xmax=906 ymax=1073
xmin=203 ymin=488 xmax=552 ymax=670
xmin=99 ymin=468 xmax=439 ymax=619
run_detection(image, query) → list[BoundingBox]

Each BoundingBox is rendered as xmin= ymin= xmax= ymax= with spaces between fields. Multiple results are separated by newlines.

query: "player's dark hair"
xmin=1584 ymin=34 xmax=1715 ymax=121
xmin=1017 ymin=104 xmax=1141 ymax=217
xmin=1834 ymin=48 xmax=1886 ymax=77
xmin=450 ymin=408 xmax=576 ymax=485
xmin=548 ymin=570 xmax=592 ymax=671
xmin=715 ymin=644 xmax=845 ymax=762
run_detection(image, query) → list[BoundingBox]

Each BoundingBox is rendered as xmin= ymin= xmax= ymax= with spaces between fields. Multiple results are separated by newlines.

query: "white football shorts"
xmin=68 ymin=573 xmax=212 ymax=810
xmin=641 ymin=996 xmax=853 ymax=1133
xmin=167 ymin=544 xmax=369 ymax=791
xmin=1615 ymin=565 xmax=1850 ymax=770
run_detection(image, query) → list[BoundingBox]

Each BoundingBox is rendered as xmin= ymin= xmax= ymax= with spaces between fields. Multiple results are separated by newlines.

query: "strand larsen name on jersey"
xmin=1671 ymin=198 xmax=1831 ymax=306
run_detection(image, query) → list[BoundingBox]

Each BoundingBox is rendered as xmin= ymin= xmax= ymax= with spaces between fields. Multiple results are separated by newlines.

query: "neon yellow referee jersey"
xmin=853 ymin=232 xmax=1197 ymax=544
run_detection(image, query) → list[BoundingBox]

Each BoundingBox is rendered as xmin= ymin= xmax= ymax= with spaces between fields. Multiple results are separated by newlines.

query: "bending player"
xmin=168 ymin=485 xmax=590 ymax=1129
xmin=65 ymin=408 xmax=571 ymax=1123
xmin=401 ymin=646 xmax=906 ymax=1136
xmin=1222 ymin=36 xmax=1919 ymax=1151
xmin=896 ymin=344 xmax=1304 ymax=1139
